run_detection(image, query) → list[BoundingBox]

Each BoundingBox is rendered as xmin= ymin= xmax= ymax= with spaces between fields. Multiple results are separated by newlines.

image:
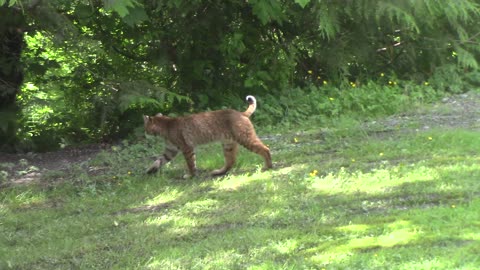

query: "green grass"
xmin=1 ymin=121 xmax=480 ymax=269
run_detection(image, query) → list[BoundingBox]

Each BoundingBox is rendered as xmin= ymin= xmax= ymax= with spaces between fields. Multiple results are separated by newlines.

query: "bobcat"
xmin=143 ymin=95 xmax=272 ymax=177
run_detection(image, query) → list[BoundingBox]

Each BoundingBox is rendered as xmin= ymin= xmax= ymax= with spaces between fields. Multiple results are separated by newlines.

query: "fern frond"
xmin=318 ymin=5 xmax=340 ymax=40
xmin=454 ymin=46 xmax=479 ymax=69
xmin=376 ymin=2 xmax=420 ymax=33
xmin=118 ymin=80 xmax=191 ymax=113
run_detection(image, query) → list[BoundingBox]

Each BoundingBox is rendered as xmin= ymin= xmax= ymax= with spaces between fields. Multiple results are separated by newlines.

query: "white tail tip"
xmin=246 ymin=95 xmax=256 ymax=104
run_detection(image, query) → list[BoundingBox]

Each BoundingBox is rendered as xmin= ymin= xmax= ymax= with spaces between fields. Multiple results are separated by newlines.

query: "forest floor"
xmin=2 ymin=91 xmax=480 ymax=186
xmin=1 ymin=92 xmax=480 ymax=269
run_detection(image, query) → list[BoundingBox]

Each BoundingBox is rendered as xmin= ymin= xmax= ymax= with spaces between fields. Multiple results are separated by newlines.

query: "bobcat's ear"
xmin=143 ymin=115 xmax=152 ymax=124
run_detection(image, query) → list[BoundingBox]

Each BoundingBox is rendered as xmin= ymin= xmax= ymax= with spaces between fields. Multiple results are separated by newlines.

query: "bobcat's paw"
xmin=261 ymin=165 xmax=273 ymax=172
xmin=183 ymin=173 xmax=194 ymax=179
xmin=183 ymin=168 xmax=199 ymax=179
xmin=146 ymin=166 xmax=158 ymax=174
xmin=146 ymin=160 xmax=161 ymax=174
xmin=211 ymin=168 xmax=228 ymax=176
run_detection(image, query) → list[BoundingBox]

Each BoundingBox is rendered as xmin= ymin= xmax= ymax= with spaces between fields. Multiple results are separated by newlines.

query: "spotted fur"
xmin=144 ymin=95 xmax=272 ymax=177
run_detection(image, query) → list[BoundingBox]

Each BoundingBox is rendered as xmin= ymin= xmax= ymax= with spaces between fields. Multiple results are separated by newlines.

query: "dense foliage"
xmin=1 ymin=0 xmax=480 ymax=151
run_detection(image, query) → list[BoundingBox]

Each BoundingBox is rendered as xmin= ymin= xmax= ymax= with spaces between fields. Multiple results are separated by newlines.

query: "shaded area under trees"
xmin=1 ymin=0 xmax=480 ymax=152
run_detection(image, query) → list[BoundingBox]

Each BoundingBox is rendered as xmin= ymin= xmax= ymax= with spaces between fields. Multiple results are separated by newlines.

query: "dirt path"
xmin=1 ymin=91 xmax=479 ymax=187
xmin=367 ymin=92 xmax=480 ymax=132
xmin=0 ymin=144 xmax=107 ymax=186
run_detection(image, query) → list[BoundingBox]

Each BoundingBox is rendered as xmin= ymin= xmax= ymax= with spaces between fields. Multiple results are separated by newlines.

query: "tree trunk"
xmin=0 ymin=6 xmax=26 ymax=152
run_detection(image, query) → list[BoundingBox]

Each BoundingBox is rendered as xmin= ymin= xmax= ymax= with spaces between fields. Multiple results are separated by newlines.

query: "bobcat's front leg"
xmin=147 ymin=142 xmax=179 ymax=174
xmin=211 ymin=141 xmax=238 ymax=176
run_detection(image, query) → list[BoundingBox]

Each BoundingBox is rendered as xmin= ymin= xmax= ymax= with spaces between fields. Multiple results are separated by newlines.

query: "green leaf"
xmin=295 ymin=0 xmax=311 ymax=9
xmin=75 ymin=4 xmax=94 ymax=19
xmin=103 ymin=0 xmax=137 ymax=17
xmin=249 ymin=0 xmax=284 ymax=25
xmin=0 ymin=0 xmax=17 ymax=6
xmin=122 ymin=5 xmax=148 ymax=26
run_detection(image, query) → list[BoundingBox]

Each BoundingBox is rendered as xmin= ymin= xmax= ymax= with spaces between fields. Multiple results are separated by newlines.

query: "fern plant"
xmin=118 ymin=80 xmax=191 ymax=114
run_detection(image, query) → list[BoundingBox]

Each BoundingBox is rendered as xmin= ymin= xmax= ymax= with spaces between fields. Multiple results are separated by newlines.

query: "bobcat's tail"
xmin=243 ymin=95 xmax=257 ymax=117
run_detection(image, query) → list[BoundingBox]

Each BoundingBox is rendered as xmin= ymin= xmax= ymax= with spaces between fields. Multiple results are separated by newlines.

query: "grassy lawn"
xmin=1 ymin=118 xmax=479 ymax=269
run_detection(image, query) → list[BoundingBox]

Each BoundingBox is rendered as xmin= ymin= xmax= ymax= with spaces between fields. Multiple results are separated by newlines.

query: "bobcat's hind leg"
xmin=182 ymin=146 xmax=197 ymax=178
xmin=211 ymin=141 xmax=238 ymax=176
xmin=238 ymin=137 xmax=272 ymax=171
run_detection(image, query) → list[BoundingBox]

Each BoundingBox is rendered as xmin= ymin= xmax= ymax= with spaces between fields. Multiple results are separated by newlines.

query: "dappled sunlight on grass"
xmin=310 ymin=164 xmax=439 ymax=195
xmin=308 ymin=220 xmax=419 ymax=265
xmin=336 ymin=223 xmax=370 ymax=233
xmin=1 ymin=188 xmax=49 ymax=210
xmin=214 ymin=171 xmax=269 ymax=191
xmin=274 ymin=163 xmax=307 ymax=176
xmin=270 ymin=239 xmax=299 ymax=255
xmin=376 ymin=228 xmax=418 ymax=247
xmin=142 ymin=187 xmax=184 ymax=206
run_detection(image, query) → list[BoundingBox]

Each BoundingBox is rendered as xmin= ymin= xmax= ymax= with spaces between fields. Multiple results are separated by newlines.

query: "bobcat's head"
xmin=143 ymin=113 xmax=163 ymax=135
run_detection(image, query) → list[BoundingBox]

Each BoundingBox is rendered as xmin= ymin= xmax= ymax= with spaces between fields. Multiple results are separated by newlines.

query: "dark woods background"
xmin=1 ymin=0 xmax=480 ymax=152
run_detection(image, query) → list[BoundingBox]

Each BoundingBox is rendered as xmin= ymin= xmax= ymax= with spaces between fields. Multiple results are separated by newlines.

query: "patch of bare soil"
xmin=0 ymin=144 xmax=108 ymax=187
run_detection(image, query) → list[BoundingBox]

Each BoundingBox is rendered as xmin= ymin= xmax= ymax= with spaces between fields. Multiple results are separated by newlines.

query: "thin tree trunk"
xmin=0 ymin=6 xmax=26 ymax=152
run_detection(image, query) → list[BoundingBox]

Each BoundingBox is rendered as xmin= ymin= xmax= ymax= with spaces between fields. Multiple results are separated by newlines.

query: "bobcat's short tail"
xmin=244 ymin=95 xmax=256 ymax=117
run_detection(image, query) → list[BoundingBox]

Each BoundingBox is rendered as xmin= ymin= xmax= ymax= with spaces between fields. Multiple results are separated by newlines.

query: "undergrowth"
xmin=253 ymin=80 xmax=440 ymax=129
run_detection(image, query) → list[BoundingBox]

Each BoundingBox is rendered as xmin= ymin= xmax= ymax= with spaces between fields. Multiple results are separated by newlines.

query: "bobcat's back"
xmin=175 ymin=109 xmax=254 ymax=146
